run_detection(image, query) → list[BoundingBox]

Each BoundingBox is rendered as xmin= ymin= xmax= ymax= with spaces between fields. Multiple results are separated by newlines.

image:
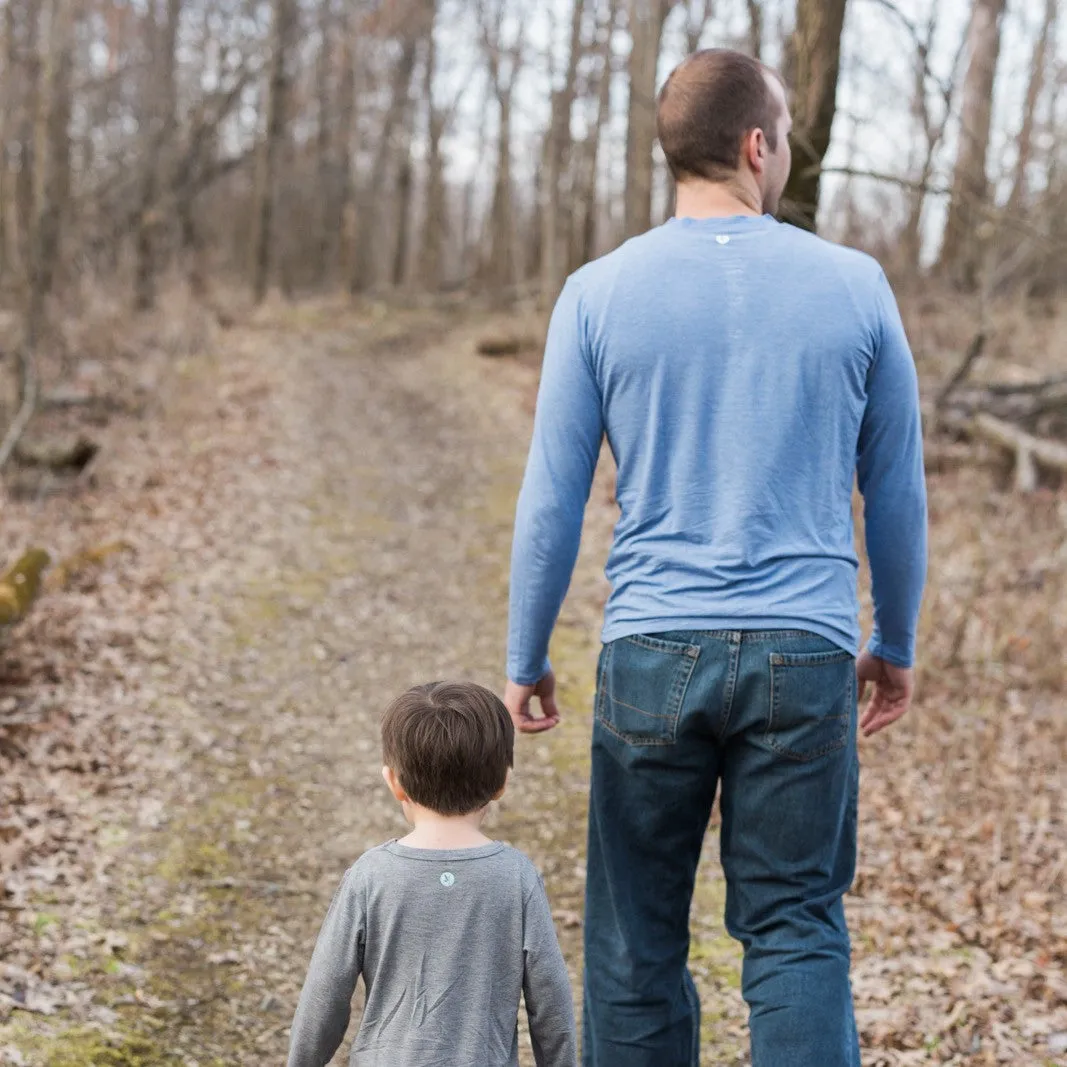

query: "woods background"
xmin=0 ymin=0 xmax=1062 ymax=330
xmin=1 ymin=2 xmax=1067 ymax=1064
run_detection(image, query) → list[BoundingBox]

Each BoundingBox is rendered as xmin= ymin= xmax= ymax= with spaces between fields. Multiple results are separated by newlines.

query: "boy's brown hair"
xmin=381 ymin=681 xmax=514 ymax=816
xmin=657 ymin=48 xmax=783 ymax=183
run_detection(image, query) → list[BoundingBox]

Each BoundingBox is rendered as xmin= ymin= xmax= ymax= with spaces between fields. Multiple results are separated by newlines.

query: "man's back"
xmin=504 ymin=49 xmax=928 ymax=1067
xmin=507 ymin=214 xmax=925 ymax=685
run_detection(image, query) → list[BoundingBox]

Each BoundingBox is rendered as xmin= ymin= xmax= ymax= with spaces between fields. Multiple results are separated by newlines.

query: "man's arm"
xmin=507 ymin=278 xmax=604 ymax=719
xmin=287 ymin=868 xmax=365 ymax=1067
xmin=855 ymin=271 xmax=928 ymax=731
xmin=522 ymin=876 xmax=578 ymax=1067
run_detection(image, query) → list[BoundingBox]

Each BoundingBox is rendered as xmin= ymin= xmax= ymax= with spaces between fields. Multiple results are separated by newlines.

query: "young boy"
xmin=287 ymin=681 xmax=577 ymax=1067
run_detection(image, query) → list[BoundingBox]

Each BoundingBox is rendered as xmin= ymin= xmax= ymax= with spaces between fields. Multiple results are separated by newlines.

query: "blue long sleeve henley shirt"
xmin=507 ymin=214 xmax=927 ymax=685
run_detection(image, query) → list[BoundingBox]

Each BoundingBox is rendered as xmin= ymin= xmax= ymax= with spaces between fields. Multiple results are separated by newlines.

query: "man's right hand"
xmin=856 ymin=651 xmax=914 ymax=736
xmin=504 ymin=673 xmax=561 ymax=734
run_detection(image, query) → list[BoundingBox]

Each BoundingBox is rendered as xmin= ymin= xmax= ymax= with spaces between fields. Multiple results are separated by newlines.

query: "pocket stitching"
xmin=623 ymin=633 xmax=699 ymax=656
xmin=597 ymin=641 xmax=700 ymax=746
xmin=766 ymin=658 xmax=853 ymax=762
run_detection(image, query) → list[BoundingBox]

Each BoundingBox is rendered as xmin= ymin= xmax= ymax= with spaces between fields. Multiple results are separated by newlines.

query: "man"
xmin=504 ymin=49 xmax=927 ymax=1067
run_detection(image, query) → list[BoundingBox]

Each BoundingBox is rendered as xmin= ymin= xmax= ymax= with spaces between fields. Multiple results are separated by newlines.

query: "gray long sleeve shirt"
xmin=288 ymin=841 xmax=577 ymax=1067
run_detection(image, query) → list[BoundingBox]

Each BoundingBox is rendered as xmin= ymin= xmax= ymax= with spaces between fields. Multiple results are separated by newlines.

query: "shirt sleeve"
xmin=287 ymin=867 xmax=365 ymax=1067
xmin=522 ymin=874 xmax=578 ymax=1067
xmin=507 ymin=277 xmax=604 ymax=685
xmin=855 ymin=271 xmax=928 ymax=668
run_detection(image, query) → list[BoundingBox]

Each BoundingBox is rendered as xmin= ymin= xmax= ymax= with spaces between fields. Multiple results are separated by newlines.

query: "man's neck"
xmin=674 ymin=177 xmax=762 ymax=220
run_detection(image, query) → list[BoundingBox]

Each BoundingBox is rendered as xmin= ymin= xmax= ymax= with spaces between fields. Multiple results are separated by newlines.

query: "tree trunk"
xmin=575 ymin=0 xmax=617 ymax=269
xmin=485 ymin=87 xmax=514 ymax=299
xmin=624 ymin=0 xmax=672 ymax=240
xmin=31 ymin=0 xmax=72 ymax=314
xmin=745 ymin=0 xmax=763 ymax=59
xmin=540 ymin=0 xmax=585 ymax=304
xmin=350 ymin=34 xmax=418 ymax=295
xmin=1006 ymin=0 xmax=1055 ymax=216
xmin=314 ymin=0 xmax=334 ymax=287
xmin=936 ymin=0 xmax=1007 ymax=289
xmin=391 ymin=147 xmax=414 ymax=287
xmin=335 ymin=3 xmax=358 ymax=287
xmin=15 ymin=6 xmax=41 ymax=280
xmin=0 ymin=1 xmax=15 ymax=281
xmin=684 ymin=0 xmax=712 ymax=54
xmin=780 ymin=0 xmax=847 ymax=231
xmin=134 ymin=0 xmax=180 ymax=311
xmin=253 ymin=0 xmax=294 ymax=304
xmin=418 ymin=15 xmax=447 ymax=290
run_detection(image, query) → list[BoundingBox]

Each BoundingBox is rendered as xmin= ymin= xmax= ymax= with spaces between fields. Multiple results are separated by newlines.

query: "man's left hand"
xmin=504 ymin=673 xmax=561 ymax=734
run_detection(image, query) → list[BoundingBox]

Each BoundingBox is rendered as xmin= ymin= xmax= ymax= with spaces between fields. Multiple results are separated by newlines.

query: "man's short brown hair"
xmin=381 ymin=681 xmax=514 ymax=816
xmin=657 ymin=48 xmax=783 ymax=183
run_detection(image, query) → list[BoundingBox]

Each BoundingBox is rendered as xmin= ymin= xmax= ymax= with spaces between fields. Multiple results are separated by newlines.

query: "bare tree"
xmin=866 ymin=0 xmax=967 ymax=270
xmin=780 ymin=0 xmax=848 ymax=231
xmin=540 ymin=0 xmax=586 ymax=304
xmin=417 ymin=5 xmax=468 ymax=291
xmin=480 ymin=0 xmax=528 ymax=300
xmin=0 ymin=0 xmax=16 ymax=281
xmin=135 ymin=0 xmax=182 ymax=311
xmin=15 ymin=2 xmax=42 ymax=282
xmin=744 ymin=0 xmax=763 ymax=60
xmin=1006 ymin=0 xmax=1057 ymax=216
xmin=573 ymin=0 xmax=619 ymax=269
xmin=936 ymin=0 xmax=1008 ymax=288
xmin=253 ymin=0 xmax=296 ymax=304
xmin=624 ymin=0 xmax=677 ymax=240
xmin=350 ymin=27 xmax=420 ymax=294
xmin=31 ymin=0 xmax=74 ymax=317
xmin=683 ymin=0 xmax=713 ymax=54
xmin=314 ymin=0 xmax=336 ymax=286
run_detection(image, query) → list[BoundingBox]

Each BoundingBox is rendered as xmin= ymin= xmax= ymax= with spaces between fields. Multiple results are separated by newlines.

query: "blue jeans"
xmin=582 ymin=630 xmax=860 ymax=1067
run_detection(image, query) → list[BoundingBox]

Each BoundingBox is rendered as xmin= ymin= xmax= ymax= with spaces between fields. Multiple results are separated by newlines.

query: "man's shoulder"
xmin=567 ymin=227 xmax=671 ymax=293
xmin=780 ymin=223 xmax=884 ymax=279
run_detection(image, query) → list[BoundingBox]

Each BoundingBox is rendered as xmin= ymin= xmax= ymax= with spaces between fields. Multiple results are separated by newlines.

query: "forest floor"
xmin=0 ymin=295 xmax=1065 ymax=1066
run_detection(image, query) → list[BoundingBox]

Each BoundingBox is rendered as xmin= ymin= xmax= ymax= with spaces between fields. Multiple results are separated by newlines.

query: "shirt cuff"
xmin=866 ymin=634 xmax=914 ymax=668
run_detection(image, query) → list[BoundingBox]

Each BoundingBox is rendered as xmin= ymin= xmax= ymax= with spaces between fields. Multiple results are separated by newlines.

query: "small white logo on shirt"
xmin=439 ymin=872 xmax=455 ymax=888
xmin=716 ymin=235 xmax=730 ymax=245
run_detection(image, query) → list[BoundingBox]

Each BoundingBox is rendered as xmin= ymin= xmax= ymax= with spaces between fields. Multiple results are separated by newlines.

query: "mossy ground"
xmin=1 ymin=304 xmax=749 ymax=1066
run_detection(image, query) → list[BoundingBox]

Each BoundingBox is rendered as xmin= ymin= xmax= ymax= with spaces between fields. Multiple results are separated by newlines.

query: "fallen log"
xmin=14 ymin=434 xmax=98 ymax=471
xmin=946 ymin=381 xmax=1067 ymax=426
xmin=476 ymin=335 xmax=526 ymax=358
xmin=47 ymin=540 xmax=132 ymax=590
xmin=968 ymin=413 xmax=1067 ymax=492
xmin=0 ymin=549 xmax=51 ymax=627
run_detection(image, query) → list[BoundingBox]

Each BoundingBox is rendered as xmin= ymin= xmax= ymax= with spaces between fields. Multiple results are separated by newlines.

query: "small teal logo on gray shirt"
xmin=439 ymin=872 xmax=455 ymax=888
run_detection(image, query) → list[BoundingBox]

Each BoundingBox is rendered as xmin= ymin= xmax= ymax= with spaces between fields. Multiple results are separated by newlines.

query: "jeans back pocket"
xmin=596 ymin=634 xmax=701 ymax=746
xmin=766 ymin=649 xmax=855 ymax=761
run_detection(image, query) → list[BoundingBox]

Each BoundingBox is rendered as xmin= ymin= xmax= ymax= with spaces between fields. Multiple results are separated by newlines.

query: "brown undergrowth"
xmin=0 ymin=289 xmax=1063 ymax=1065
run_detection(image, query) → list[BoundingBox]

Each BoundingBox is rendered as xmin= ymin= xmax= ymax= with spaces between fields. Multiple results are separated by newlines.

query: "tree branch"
xmin=0 ymin=345 xmax=39 ymax=473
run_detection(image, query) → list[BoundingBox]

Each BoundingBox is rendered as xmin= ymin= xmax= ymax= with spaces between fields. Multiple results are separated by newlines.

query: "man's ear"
xmin=746 ymin=128 xmax=767 ymax=174
xmin=382 ymin=766 xmax=408 ymax=803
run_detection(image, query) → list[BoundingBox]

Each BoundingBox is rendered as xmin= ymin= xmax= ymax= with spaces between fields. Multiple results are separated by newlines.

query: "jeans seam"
xmin=718 ymin=640 xmax=742 ymax=737
xmin=684 ymin=971 xmax=700 ymax=1067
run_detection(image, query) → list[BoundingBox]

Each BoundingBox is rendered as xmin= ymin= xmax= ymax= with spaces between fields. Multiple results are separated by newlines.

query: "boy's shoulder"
xmin=346 ymin=840 xmax=544 ymax=895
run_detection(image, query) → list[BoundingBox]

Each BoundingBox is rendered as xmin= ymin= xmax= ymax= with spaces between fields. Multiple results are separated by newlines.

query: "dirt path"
xmin=0 ymin=302 xmax=743 ymax=1066
xmin=7 ymin=301 xmax=1063 ymax=1067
